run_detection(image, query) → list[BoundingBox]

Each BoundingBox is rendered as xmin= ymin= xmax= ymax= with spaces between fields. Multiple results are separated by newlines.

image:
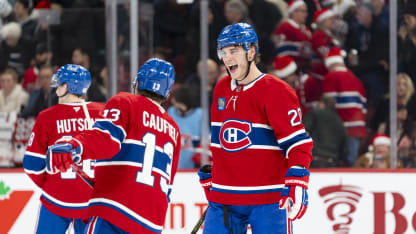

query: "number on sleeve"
xmin=288 ymin=108 xmax=302 ymax=127
xmin=103 ymin=109 xmax=121 ymax=121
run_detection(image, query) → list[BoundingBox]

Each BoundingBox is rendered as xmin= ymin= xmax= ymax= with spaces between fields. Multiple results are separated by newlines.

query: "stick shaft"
xmin=190 ymin=207 xmax=208 ymax=234
xmin=71 ymin=164 xmax=94 ymax=188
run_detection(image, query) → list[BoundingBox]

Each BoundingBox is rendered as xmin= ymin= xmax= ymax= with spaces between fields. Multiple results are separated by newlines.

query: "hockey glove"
xmin=46 ymin=136 xmax=82 ymax=174
xmin=198 ymin=165 xmax=212 ymax=200
xmin=279 ymin=166 xmax=309 ymax=220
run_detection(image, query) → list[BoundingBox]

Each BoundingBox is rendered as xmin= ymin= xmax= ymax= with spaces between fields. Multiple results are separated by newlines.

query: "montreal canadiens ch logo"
xmin=219 ymin=120 xmax=252 ymax=152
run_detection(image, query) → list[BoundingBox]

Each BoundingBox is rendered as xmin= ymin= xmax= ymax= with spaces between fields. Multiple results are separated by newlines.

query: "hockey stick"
xmin=68 ymin=101 xmax=95 ymax=188
xmin=190 ymin=207 xmax=208 ymax=234
xmin=71 ymin=163 xmax=94 ymax=188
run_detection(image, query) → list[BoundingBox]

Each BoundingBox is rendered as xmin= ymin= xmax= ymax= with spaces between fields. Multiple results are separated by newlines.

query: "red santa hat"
xmin=35 ymin=0 xmax=51 ymax=9
xmin=273 ymin=56 xmax=297 ymax=78
xmin=368 ymin=133 xmax=391 ymax=152
xmin=288 ymin=0 xmax=306 ymax=14
xmin=372 ymin=134 xmax=391 ymax=146
xmin=324 ymin=46 xmax=345 ymax=68
xmin=313 ymin=8 xmax=335 ymax=23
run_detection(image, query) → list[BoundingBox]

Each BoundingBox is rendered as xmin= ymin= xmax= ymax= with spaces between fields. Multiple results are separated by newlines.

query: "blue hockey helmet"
xmin=50 ymin=64 xmax=91 ymax=95
xmin=217 ymin=22 xmax=259 ymax=59
xmin=133 ymin=58 xmax=175 ymax=98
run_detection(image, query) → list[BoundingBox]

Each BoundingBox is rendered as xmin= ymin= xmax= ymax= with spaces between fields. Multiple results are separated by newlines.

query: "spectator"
xmin=371 ymin=73 xmax=416 ymax=132
xmin=303 ymin=96 xmax=348 ymax=168
xmin=183 ymin=0 xmax=226 ymax=78
xmin=21 ymin=43 xmax=50 ymax=92
xmin=322 ymin=46 xmax=367 ymax=166
xmin=0 ymin=0 xmax=12 ymax=31
xmin=310 ymin=8 xmax=338 ymax=79
xmin=13 ymin=0 xmax=38 ymax=41
xmin=344 ymin=2 xmax=389 ymax=109
xmin=377 ymin=104 xmax=413 ymax=155
xmin=185 ymin=58 xmax=219 ymax=109
xmin=355 ymin=133 xmax=398 ymax=168
xmin=398 ymin=3 xmax=416 ymax=85
xmin=273 ymin=55 xmax=322 ymax=115
xmin=243 ymin=0 xmax=282 ymax=67
xmin=71 ymin=47 xmax=106 ymax=102
xmin=167 ymin=84 xmax=202 ymax=169
xmin=0 ymin=67 xmax=28 ymax=113
xmin=20 ymin=65 xmax=57 ymax=117
xmin=0 ymin=22 xmax=33 ymax=78
xmin=273 ymin=0 xmax=312 ymax=73
xmin=224 ymin=0 xmax=253 ymax=25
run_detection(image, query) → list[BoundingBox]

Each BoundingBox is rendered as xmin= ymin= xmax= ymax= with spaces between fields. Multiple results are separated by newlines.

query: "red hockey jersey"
xmin=310 ymin=29 xmax=340 ymax=78
xmin=210 ymin=74 xmax=313 ymax=205
xmin=322 ymin=66 xmax=367 ymax=137
xmin=296 ymin=74 xmax=323 ymax=115
xmin=74 ymin=92 xmax=181 ymax=234
xmin=23 ymin=102 xmax=105 ymax=218
xmin=274 ymin=19 xmax=312 ymax=71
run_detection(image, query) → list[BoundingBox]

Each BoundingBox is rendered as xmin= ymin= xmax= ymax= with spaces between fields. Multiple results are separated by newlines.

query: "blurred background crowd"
xmin=0 ymin=0 xmax=415 ymax=170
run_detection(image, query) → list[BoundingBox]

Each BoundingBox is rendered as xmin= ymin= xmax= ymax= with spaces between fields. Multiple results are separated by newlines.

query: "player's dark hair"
xmin=137 ymin=89 xmax=166 ymax=103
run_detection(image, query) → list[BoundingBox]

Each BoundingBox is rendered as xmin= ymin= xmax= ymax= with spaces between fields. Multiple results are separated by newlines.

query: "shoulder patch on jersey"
xmin=218 ymin=98 xmax=226 ymax=111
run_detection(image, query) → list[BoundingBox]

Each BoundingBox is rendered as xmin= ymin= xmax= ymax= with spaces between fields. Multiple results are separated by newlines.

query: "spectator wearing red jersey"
xmin=322 ymin=46 xmax=367 ymax=166
xmin=273 ymin=0 xmax=312 ymax=73
xmin=273 ymin=55 xmax=322 ymax=115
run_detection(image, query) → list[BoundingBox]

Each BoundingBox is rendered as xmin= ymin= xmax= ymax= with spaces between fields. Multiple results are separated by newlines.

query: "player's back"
xmin=86 ymin=93 xmax=181 ymax=234
xmin=23 ymin=101 xmax=105 ymax=218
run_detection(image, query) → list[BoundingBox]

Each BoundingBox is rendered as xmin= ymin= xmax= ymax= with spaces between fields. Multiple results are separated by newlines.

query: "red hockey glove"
xmin=46 ymin=136 xmax=82 ymax=174
xmin=279 ymin=166 xmax=310 ymax=220
xmin=197 ymin=165 xmax=212 ymax=200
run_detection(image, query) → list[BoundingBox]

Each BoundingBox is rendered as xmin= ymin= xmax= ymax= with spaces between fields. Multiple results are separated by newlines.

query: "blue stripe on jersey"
xmin=41 ymin=194 xmax=88 ymax=209
xmin=276 ymin=45 xmax=300 ymax=55
xmin=96 ymin=143 xmax=171 ymax=174
xmin=278 ymin=132 xmax=311 ymax=156
xmin=211 ymin=125 xmax=278 ymax=148
xmin=93 ymin=120 xmax=126 ymax=143
xmin=89 ymin=201 xmax=162 ymax=233
xmin=335 ymin=96 xmax=366 ymax=108
xmin=211 ymin=187 xmax=284 ymax=194
xmin=23 ymin=154 xmax=45 ymax=172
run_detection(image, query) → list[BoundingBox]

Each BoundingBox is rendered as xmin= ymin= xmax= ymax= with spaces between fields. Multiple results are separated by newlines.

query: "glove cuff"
xmin=284 ymin=167 xmax=310 ymax=189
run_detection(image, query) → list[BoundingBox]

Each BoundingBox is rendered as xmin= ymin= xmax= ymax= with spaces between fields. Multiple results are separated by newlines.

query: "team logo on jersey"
xmin=218 ymin=98 xmax=225 ymax=111
xmin=219 ymin=119 xmax=252 ymax=152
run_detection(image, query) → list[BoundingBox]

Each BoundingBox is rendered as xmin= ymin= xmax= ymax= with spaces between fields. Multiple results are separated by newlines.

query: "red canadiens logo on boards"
xmin=219 ymin=120 xmax=252 ymax=152
xmin=319 ymin=184 xmax=363 ymax=233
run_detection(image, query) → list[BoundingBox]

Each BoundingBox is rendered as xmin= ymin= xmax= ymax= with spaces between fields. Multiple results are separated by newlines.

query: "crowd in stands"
xmin=0 ymin=0 xmax=416 ymax=169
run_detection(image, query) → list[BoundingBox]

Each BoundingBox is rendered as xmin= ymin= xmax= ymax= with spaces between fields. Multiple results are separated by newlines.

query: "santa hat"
xmin=288 ymin=0 xmax=306 ymax=14
xmin=372 ymin=134 xmax=391 ymax=146
xmin=313 ymin=8 xmax=334 ymax=23
xmin=324 ymin=46 xmax=345 ymax=68
xmin=273 ymin=56 xmax=297 ymax=78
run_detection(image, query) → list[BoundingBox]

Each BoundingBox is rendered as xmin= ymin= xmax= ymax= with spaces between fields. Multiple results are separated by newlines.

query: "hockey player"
xmin=46 ymin=58 xmax=181 ymax=234
xmin=22 ymin=64 xmax=105 ymax=233
xmin=201 ymin=22 xmax=313 ymax=233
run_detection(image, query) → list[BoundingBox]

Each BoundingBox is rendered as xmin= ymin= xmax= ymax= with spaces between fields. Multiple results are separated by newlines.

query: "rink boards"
xmin=1 ymin=168 xmax=416 ymax=234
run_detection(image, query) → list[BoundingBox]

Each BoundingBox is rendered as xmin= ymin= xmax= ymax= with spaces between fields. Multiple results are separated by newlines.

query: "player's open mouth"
xmin=228 ymin=65 xmax=238 ymax=73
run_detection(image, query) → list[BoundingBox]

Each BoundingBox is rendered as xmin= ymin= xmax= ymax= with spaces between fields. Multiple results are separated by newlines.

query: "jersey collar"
xmin=230 ymin=73 xmax=266 ymax=92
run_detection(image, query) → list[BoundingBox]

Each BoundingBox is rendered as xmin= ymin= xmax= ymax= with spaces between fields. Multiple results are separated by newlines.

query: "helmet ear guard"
xmin=133 ymin=58 xmax=175 ymax=98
